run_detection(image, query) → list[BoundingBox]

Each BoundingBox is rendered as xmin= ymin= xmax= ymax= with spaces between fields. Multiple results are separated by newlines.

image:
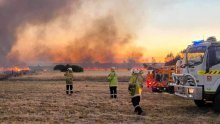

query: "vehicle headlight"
xmin=188 ymin=88 xmax=194 ymax=94
xmin=189 ymin=94 xmax=193 ymax=98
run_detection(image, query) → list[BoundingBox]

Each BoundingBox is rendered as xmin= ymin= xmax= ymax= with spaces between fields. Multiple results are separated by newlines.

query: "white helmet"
xmin=67 ymin=68 xmax=72 ymax=71
xmin=132 ymin=68 xmax=140 ymax=74
xmin=111 ymin=67 xmax=116 ymax=70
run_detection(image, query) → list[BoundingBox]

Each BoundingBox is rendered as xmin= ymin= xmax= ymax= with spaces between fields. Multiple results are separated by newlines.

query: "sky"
xmin=136 ymin=0 xmax=220 ymax=61
xmin=1 ymin=0 xmax=220 ymax=65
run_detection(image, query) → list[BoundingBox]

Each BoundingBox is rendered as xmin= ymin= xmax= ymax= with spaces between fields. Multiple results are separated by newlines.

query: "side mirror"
xmin=206 ymin=54 xmax=210 ymax=73
xmin=188 ymin=61 xmax=195 ymax=67
xmin=206 ymin=60 xmax=211 ymax=73
xmin=180 ymin=64 xmax=186 ymax=68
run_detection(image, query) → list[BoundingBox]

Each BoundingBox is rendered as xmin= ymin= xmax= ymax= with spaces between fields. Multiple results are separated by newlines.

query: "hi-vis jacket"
xmin=128 ymin=73 xmax=144 ymax=97
xmin=107 ymin=71 xmax=118 ymax=87
xmin=64 ymin=71 xmax=73 ymax=85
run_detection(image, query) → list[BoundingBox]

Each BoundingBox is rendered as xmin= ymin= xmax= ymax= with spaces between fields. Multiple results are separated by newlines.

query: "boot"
xmin=137 ymin=107 xmax=143 ymax=115
xmin=134 ymin=108 xmax=138 ymax=113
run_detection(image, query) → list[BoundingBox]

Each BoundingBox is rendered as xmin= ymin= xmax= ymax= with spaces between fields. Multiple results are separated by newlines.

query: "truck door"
xmin=205 ymin=46 xmax=220 ymax=92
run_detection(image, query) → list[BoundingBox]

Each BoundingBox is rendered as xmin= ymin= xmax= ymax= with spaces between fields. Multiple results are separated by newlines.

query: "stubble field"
xmin=0 ymin=71 xmax=219 ymax=123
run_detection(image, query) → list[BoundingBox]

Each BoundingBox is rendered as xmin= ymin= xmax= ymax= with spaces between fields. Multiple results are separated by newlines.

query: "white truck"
xmin=172 ymin=36 xmax=220 ymax=112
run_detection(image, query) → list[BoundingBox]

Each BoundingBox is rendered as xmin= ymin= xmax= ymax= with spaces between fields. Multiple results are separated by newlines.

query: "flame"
xmin=0 ymin=66 xmax=30 ymax=72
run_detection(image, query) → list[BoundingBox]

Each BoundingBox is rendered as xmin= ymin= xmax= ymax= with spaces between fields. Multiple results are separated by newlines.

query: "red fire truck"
xmin=146 ymin=67 xmax=175 ymax=92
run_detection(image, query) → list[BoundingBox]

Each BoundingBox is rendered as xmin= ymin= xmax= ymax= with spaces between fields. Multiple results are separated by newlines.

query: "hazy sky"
xmin=2 ymin=0 xmax=220 ymax=64
xmin=136 ymin=0 xmax=220 ymax=61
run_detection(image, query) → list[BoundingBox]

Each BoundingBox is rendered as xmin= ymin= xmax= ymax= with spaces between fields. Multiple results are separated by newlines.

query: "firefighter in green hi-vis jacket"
xmin=107 ymin=67 xmax=118 ymax=98
xmin=128 ymin=69 xmax=144 ymax=115
xmin=64 ymin=68 xmax=74 ymax=95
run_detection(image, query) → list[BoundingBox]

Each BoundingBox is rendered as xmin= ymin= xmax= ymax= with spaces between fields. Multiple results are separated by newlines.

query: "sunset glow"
xmin=1 ymin=0 xmax=220 ymax=65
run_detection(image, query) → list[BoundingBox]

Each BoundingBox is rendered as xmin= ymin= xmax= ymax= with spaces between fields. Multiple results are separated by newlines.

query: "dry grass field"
xmin=0 ymin=71 xmax=220 ymax=123
xmin=9 ymin=70 xmax=131 ymax=82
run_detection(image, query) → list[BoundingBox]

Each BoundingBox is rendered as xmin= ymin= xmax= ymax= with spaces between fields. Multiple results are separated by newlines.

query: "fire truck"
xmin=146 ymin=69 xmax=154 ymax=88
xmin=172 ymin=36 xmax=220 ymax=112
xmin=146 ymin=67 xmax=175 ymax=92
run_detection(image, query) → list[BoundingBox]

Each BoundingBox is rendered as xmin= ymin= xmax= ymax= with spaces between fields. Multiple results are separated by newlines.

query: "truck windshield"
xmin=187 ymin=46 xmax=207 ymax=66
xmin=162 ymin=74 xmax=169 ymax=81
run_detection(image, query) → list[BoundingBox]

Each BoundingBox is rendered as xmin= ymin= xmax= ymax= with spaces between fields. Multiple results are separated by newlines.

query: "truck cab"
xmin=147 ymin=67 xmax=175 ymax=92
xmin=172 ymin=36 xmax=220 ymax=112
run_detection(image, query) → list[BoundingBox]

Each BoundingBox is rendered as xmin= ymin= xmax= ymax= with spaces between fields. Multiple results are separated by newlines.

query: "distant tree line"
xmin=165 ymin=55 xmax=181 ymax=66
xmin=164 ymin=50 xmax=186 ymax=66
xmin=54 ymin=64 xmax=84 ymax=72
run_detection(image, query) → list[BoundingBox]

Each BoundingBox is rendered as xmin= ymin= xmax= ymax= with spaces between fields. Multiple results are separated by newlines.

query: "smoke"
xmin=2 ymin=0 xmax=147 ymax=66
xmin=0 ymin=0 xmax=76 ymax=66
xmin=50 ymin=15 xmax=142 ymax=63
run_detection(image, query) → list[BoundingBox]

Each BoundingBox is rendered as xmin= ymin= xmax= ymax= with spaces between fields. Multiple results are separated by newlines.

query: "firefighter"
xmin=128 ymin=68 xmax=144 ymax=115
xmin=107 ymin=67 xmax=118 ymax=98
xmin=64 ymin=68 xmax=74 ymax=95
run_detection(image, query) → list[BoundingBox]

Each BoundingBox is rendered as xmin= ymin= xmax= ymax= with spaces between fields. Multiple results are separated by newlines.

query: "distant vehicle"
xmin=172 ymin=36 xmax=220 ymax=112
xmin=146 ymin=66 xmax=175 ymax=92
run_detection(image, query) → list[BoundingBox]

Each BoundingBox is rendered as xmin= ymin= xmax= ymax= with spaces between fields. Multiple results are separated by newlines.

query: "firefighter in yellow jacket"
xmin=64 ymin=68 xmax=74 ymax=95
xmin=107 ymin=67 xmax=118 ymax=98
xmin=128 ymin=69 xmax=144 ymax=115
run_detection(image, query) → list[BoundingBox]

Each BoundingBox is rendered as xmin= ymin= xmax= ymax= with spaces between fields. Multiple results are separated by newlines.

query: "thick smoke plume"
xmin=2 ymin=0 xmax=146 ymax=66
xmin=0 ymin=0 xmax=75 ymax=66
xmin=50 ymin=15 xmax=143 ymax=63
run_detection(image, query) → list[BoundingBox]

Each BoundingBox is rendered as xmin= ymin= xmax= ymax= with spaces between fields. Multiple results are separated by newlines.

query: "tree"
xmin=143 ymin=63 xmax=148 ymax=68
xmin=165 ymin=52 xmax=174 ymax=63
xmin=165 ymin=55 xmax=181 ymax=66
xmin=54 ymin=64 xmax=66 ymax=71
xmin=53 ymin=64 xmax=84 ymax=72
xmin=164 ymin=49 xmax=186 ymax=66
xmin=70 ymin=65 xmax=84 ymax=72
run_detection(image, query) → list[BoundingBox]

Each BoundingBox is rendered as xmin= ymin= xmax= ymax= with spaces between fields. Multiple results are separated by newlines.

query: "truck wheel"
xmin=194 ymin=100 xmax=205 ymax=107
xmin=214 ymin=93 xmax=220 ymax=112
xmin=152 ymin=87 xmax=157 ymax=92
xmin=168 ymin=86 xmax=174 ymax=94
xmin=152 ymin=87 xmax=155 ymax=92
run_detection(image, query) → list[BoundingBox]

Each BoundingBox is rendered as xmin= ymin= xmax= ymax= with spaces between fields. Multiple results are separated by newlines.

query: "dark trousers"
xmin=132 ymin=96 xmax=143 ymax=115
xmin=109 ymin=86 xmax=117 ymax=98
xmin=66 ymin=84 xmax=73 ymax=94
